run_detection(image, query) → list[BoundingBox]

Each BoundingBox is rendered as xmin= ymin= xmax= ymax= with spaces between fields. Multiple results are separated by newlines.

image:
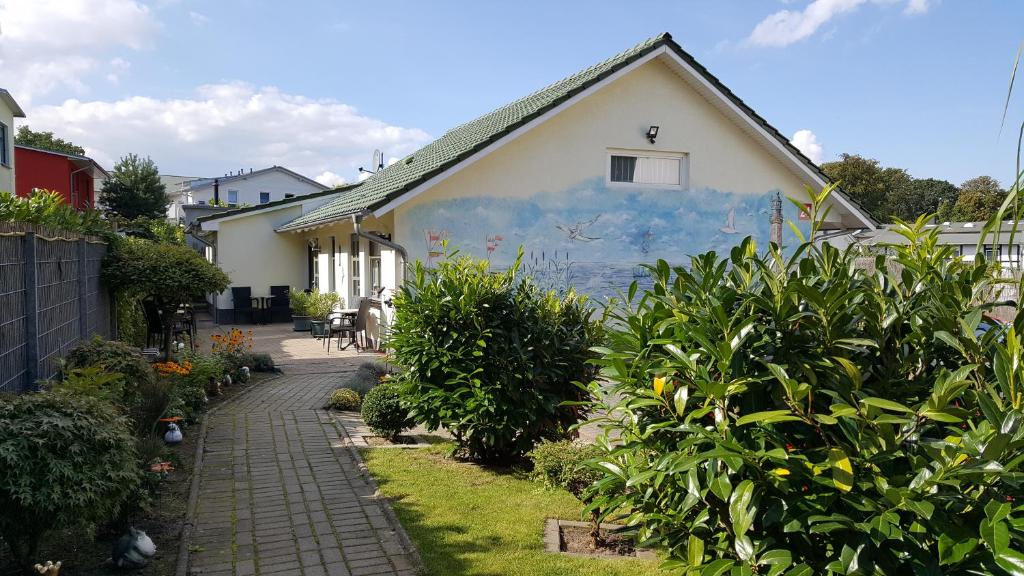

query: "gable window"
xmin=259 ymin=192 xmax=270 ymax=204
xmin=608 ymin=151 xmax=686 ymax=187
xmin=227 ymin=189 xmax=239 ymax=206
xmin=0 ymin=122 xmax=8 ymax=166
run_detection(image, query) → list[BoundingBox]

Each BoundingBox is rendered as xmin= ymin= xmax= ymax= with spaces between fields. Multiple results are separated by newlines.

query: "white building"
xmin=186 ymin=166 xmax=328 ymax=210
xmin=860 ymin=221 xmax=1024 ymax=268
xmin=0 ymin=89 xmax=26 ymax=194
xmin=162 ymin=174 xmax=202 ymax=222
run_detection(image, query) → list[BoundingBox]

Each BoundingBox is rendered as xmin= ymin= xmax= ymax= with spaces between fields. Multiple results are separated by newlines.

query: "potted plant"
xmin=309 ymin=290 xmax=342 ymax=338
xmin=289 ymin=289 xmax=314 ymax=332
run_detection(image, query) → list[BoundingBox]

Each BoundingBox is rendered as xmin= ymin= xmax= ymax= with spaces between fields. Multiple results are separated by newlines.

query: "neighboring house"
xmin=858 ymin=221 xmax=1024 ymax=268
xmin=15 ymin=145 xmax=109 ymax=210
xmin=162 ymin=174 xmax=202 ymax=222
xmin=186 ymin=166 xmax=328 ymax=209
xmin=199 ymin=33 xmax=876 ymax=331
xmin=0 ymin=89 xmax=26 ymax=194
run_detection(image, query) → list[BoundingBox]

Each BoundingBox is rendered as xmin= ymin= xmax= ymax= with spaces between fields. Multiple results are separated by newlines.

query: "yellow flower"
xmin=771 ymin=468 xmax=791 ymax=476
xmin=653 ymin=376 xmax=666 ymax=396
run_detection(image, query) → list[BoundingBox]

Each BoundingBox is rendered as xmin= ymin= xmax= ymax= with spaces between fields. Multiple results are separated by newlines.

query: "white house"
xmin=860 ymin=221 xmax=1024 ymax=268
xmin=186 ymin=166 xmax=328 ymax=209
xmin=198 ymin=33 xmax=877 ymax=334
xmin=162 ymin=174 xmax=202 ymax=222
xmin=0 ymin=89 xmax=26 ymax=194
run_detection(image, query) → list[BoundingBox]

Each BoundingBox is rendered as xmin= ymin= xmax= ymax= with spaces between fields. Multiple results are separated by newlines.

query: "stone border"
xmin=175 ymin=394 xmax=222 ymax=576
xmin=543 ymin=518 xmax=657 ymax=561
xmin=343 ymin=439 xmax=426 ymax=573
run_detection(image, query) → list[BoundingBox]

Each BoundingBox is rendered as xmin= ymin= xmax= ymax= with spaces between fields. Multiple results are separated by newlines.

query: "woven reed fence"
xmin=0 ymin=223 xmax=111 ymax=393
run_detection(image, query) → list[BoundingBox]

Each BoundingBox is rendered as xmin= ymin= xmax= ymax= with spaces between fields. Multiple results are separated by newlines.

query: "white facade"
xmin=188 ymin=167 xmax=328 ymax=209
xmin=162 ymin=174 xmax=201 ymax=222
xmin=0 ymin=89 xmax=26 ymax=194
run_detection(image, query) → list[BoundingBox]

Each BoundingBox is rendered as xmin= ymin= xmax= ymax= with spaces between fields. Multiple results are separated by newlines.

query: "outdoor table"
xmin=255 ymin=296 xmax=273 ymax=324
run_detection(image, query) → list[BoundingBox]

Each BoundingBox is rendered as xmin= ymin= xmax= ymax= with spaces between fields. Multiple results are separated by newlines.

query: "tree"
xmin=886 ymin=177 xmax=958 ymax=222
xmin=820 ymin=153 xmax=910 ymax=220
xmin=103 ymin=239 xmax=229 ymax=359
xmin=101 ymin=154 xmax=169 ymax=220
xmin=14 ymin=125 xmax=86 ymax=156
xmin=937 ymin=175 xmax=1006 ymax=222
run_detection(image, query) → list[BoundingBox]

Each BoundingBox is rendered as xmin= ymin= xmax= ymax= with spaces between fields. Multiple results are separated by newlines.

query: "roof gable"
xmin=189 ymin=166 xmax=328 ymax=192
xmin=278 ymin=33 xmax=875 ymax=232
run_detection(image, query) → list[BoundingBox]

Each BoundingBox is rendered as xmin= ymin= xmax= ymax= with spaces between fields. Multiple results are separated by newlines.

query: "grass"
xmin=361 ymin=443 xmax=663 ymax=576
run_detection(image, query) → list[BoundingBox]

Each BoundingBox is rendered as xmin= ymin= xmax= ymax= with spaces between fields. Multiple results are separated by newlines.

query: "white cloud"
xmin=790 ymin=129 xmax=824 ymax=164
xmin=314 ymin=171 xmax=347 ymax=188
xmin=0 ymin=0 xmax=157 ymax=104
xmin=188 ymin=10 xmax=209 ymax=25
xmin=904 ymin=0 xmax=930 ymax=15
xmin=748 ymin=0 xmax=930 ymax=47
xmin=27 ymin=82 xmax=432 ymax=181
xmin=105 ymin=57 xmax=131 ymax=84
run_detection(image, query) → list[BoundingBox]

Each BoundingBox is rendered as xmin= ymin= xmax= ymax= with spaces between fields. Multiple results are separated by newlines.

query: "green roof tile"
xmin=277 ymin=32 xmax=874 ymax=232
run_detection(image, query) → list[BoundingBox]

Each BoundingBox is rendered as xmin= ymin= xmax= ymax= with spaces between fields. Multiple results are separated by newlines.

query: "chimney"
xmin=214 ymin=178 xmax=220 ymax=205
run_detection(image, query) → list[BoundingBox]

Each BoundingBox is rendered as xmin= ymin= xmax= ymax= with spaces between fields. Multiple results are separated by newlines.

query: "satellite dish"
xmin=372 ymin=149 xmax=383 ymax=171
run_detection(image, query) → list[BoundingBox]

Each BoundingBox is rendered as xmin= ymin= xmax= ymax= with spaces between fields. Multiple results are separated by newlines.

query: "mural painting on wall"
xmin=403 ymin=177 xmax=806 ymax=303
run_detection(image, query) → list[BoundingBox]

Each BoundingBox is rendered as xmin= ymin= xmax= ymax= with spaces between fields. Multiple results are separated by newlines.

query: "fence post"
xmin=23 ymin=232 xmax=38 ymax=392
xmin=78 ymin=238 xmax=89 ymax=339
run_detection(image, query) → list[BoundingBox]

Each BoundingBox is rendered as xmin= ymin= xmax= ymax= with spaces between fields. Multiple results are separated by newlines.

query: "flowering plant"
xmin=153 ymin=360 xmax=192 ymax=376
xmin=210 ymin=328 xmax=254 ymax=354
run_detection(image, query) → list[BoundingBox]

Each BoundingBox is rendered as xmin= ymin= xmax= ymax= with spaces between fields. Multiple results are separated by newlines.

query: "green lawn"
xmin=361 ymin=443 xmax=662 ymax=576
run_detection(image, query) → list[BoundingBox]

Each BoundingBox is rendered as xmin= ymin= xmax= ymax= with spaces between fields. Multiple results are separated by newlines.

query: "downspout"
xmin=351 ymin=212 xmax=409 ymax=282
xmin=69 ymin=166 xmax=90 ymax=209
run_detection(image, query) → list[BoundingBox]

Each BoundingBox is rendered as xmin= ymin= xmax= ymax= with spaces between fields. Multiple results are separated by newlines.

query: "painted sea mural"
xmin=402 ymin=177 xmax=808 ymax=304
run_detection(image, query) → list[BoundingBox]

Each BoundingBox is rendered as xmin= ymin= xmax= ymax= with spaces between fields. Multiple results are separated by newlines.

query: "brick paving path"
xmin=186 ymin=369 xmax=419 ymax=576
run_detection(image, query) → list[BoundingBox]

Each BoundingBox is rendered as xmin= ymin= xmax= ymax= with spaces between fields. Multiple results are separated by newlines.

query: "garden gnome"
xmin=33 ymin=561 xmax=61 ymax=575
xmin=164 ymin=422 xmax=183 ymax=444
xmin=112 ymin=527 xmax=156 ymax=568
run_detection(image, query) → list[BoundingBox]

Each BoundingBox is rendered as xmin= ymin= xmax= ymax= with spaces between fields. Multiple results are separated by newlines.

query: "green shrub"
xmin=48 ymin=365 xmax=125 ymax=404
xmin=528 ymin=440 xmax=602 ymax=499
xmin=289 ymin=288 xmax=341 ymax=318
xmin=390 ymin=248 xmax=600 ymax=462
xmin=65 ymin=336 xmax=153 ymax=406
xmin=586 ymin=186 xmax=1024 ymax=574
xmin=361 ymin=382 xmax=412 ymax=440
xmin=0 ymin=392 xmax=140 ymax=569
xmin=242 ymin=351 xmax=276 ymax=372
xmin=326 ymin=388 xmax=362 ymax=411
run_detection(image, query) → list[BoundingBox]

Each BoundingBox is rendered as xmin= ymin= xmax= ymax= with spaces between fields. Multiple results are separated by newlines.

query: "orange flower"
xmin=149 ymin=461 xmax=175 ymax=473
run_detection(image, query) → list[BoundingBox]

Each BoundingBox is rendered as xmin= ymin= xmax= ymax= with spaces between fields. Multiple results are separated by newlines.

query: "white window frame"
xmin=227 ymin=189 xmax=239 ymax=206
xmin=606 ymin=148 xmax=688 ymax=189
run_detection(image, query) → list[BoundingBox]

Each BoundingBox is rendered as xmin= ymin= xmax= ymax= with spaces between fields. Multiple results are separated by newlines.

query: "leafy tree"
xmin=14 ymin=125 xmax=86 ymax=156
xmin=821 ymin=153 xmax=910 ymax=220
xmin=103 ymin=239 xmax=229 ymax=359
xmin=585 ymin=186 xmax=1024 ymax=574
xmin=938 ymin=176 xmax=1007 ymax=222
xmin=101 ymin=154 xmax=169 ymax=220
xmin=886 ymin=177 xmax=958 ymax=222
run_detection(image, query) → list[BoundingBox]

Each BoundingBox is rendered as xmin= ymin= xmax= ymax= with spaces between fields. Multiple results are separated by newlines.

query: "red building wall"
xmin=15 ymin=147 xmax=95 ymax=210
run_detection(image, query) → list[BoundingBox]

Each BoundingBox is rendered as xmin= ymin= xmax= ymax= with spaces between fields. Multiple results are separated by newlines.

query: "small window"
xmin=350 ymin=234 xmax=361 ymax=300
xmin=369 ymin=241 xmax=382 ymax=293
xmin=0 ymin=122 xmax=8 ymax=166
xmin=609 ymin=153 xmax=684 ymax=186
xmin=227 ymin=190 xmax=239 ymax=206
xmin=284 ymin=193 xmax=295 ymax=199
xmin=259 ymin=192 xmax=270 ymax=204
xmin=197 ymin=200 xmax=206 ymax=206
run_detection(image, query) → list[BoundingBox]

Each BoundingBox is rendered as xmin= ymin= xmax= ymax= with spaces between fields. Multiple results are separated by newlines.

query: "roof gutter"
xmin=351 ymin=212 xmax=409 ymax=283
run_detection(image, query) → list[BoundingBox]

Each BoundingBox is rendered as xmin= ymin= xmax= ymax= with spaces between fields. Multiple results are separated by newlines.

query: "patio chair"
xmin=334 ymin=299 xmax=372 ymax=352
xmin=230 ymin=286 xmax=259 ymax=324
xmin=324 ymin=311 xmax=352 ymax=353
xmin=268 ymin=285 xmax=290 ymax=323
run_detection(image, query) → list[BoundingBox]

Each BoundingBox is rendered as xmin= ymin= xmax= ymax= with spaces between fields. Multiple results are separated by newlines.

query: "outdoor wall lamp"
xmin=646 ymin=125 xmax=659 ymax=144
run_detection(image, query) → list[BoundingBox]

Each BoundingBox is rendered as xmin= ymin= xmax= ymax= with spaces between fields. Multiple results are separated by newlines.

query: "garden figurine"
xmin=111 ymin=527 xmax=156 ymax=568
xmin=240 ymin=366 xmax=250 ymax=382
xmin=33 ymin=561 xmax=61 ymax=575
xmin=164 ymin=422 xmax=183 ymax=444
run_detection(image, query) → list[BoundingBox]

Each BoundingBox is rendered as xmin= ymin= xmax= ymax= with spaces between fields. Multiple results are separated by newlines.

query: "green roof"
xmin=278 ymin=33 xmax=874 ymax=232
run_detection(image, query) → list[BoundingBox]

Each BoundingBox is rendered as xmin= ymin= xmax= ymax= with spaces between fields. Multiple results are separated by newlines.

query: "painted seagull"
xmin=720 ymin=208 xmax=738 ymax=234
xmin=557 ymin=214 xmax=601 ymax=242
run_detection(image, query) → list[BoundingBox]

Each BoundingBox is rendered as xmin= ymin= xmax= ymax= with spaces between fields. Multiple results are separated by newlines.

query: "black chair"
xmin=268 ymin=285 xmax=290 ymax=323
xmin=141 ymin=299 xmax=164 ymax=349
xmin=335 ymin=299 xmax=371 ymax=351
xmin=325 ymin=311 xmax=353 ymax=353
xmin=230 ymin=287 xmax=259 ymax=324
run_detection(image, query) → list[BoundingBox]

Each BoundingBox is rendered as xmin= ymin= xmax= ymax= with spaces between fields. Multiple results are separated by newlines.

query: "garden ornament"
xmin=164 ymin=422 xmax=183 ymax=444
xmin=33 ymin=561 xmax=61 ymax=575
xmin=111 ymin=527 xmax=156 ymax=568
xmin=223 ymin=373 xmax=232 ymax=387
xmin=240 ymin=366 xmax=250 ymax=382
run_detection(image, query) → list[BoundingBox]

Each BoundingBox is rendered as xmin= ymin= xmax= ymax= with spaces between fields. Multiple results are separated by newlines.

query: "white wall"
xmin=191 ymin=169 xmax=326 ymax=207
xmin=0 ymin=102 xmax=15 ymax=193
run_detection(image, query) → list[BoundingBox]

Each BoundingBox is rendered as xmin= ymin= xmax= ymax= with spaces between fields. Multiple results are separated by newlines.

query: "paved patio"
xmin=185 ymin=323 xmax=418 ymax=576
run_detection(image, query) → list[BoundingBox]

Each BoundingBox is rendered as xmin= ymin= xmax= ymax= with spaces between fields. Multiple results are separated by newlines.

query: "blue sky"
xmin=2 ymin=0 xmax=1022 ymax=188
